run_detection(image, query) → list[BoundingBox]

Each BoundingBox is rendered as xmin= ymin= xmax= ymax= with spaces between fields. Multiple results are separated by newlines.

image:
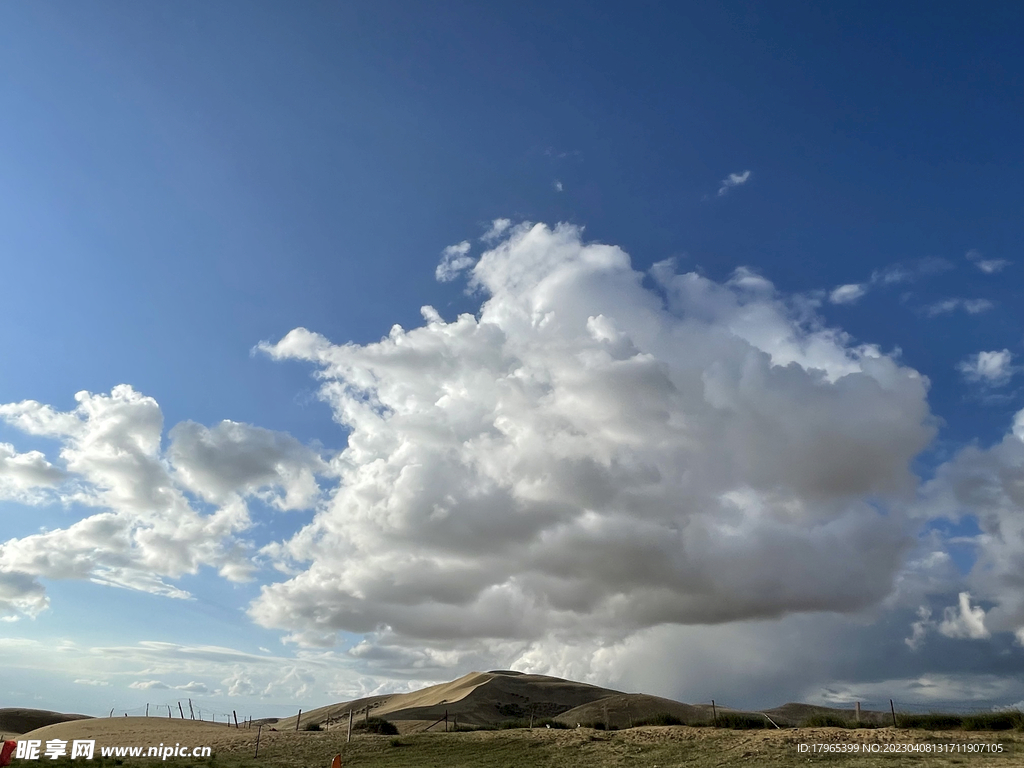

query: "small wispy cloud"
xmin=717 ymin=170 xmax=751 ymax=196
xmin=129 ymin=680 xmax=169 ymax=690
xmin=828 ymin=257 xmax=953 ymax=306
xmin=829 ymin=284 xmax=867 ymax=305
xmin=871 ymin=257 xmax=952 ymax=286
xmin=554 ymin=180 xmax=564 ymax=192
xmin=957 ymin=350 xmax=1016 ymax=386
xmin=925 ymin=298 xmax=994 ymax=317
xmin=481 ymin=219 xmax=512 ymax=243
xmin=176 ymin=681 xmax=210 ymax=694
xmin=871 ymin=265 xmax=911 ymax=285
xmin=966 ymin=249 xmax=1009 ymax=274
xmin=435 ymin=241 xmax=474 ymax=282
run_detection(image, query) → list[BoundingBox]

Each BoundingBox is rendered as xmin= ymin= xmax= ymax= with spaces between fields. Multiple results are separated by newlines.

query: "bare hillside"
xmin=0 ymin=708 xmax=92 ymax=739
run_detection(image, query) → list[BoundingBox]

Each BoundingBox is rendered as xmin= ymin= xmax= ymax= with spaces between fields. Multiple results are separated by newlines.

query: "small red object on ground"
xmin=1 ymin=740 xmax=17 ymax=767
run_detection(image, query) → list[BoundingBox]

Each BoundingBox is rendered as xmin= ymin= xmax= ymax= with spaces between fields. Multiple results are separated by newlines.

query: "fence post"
xmin=296 ymin=709 xmax=302 ymax=731
xmin=168 ymin=706 xmax=172 ymax=719
xmin=855 ymin=702 xmax=861 ymax=723
xmin=254 ymin=725 xmax=262 ymax=758
xmin=178 ymin=702 xmax=185 ymax=719
xmin=711 ymin=700 xmax=718 ymax=727
xmin=890 ymin=700 xmax=897 ymax=728
xmin=189 ymin=699 xmax=195 ymax=720
xmin=109 ymin=709 xmax=114 ymax=718
xmin=146 ymin=704 xmax=149 ymax=717
xmin=347 ymin=710 xmax=353 ymax=743
xmin=233 ymin=711 xmax=239 ymax=728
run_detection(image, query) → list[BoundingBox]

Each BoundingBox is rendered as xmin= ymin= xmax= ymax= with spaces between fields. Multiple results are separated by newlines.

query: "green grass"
xmin=799 ymin=714 xmax=881 ymax=729
xmin=896 ymin=711 xmax=1024 ymax=731
xmin=22 ymin=728 xmax=1024 ymax=768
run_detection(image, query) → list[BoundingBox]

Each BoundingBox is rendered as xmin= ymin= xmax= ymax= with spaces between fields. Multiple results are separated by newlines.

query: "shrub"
xmin=633 ymin=712 xmax=683 ymax=727
xmin=716 ymin=713 xmax=769 ymax=729
xmin=801 ymin=715 xmax=852 ymax=728
xmin=962 ymin=712 xmax=1024 ymax=731
xmin=303 ymin=722 xmax=322 ymax=731
xmin=896 ymin=713 xmax=963 ymax=730
xmin=352 ymin=716 xmax=399 ymax=735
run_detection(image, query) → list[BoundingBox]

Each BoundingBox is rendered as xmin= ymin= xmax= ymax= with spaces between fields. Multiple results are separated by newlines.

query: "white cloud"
xmin=435 ymin=241 xmax=474 ymax=282
xmin=939 ymin=592 xmax=990 ymax=640
xmin=870 ymin=265 xmax=911 ymax=285
xmin=254 ymin=221 xmax=935 ymax=654
xmin=0 ymin=385 xmax=329 ymax=618
xmin=925 ymin=298 xmax=994 ymax=317
xmin=966 ymin=249 xmax=1009 ymax=274
xmin=957 ymin=350 xmax=1015 ymax=386
xmin=0 ymin=571 xmax=49 ymax=620
xmin=717 ymin=170 xmax=751 ymax=196
xmin=905 ymin=606 xmax=934 ymax=650
xmin=0 ymin=442 xmax=66 ymax=503
xmin=74 ymin=679 xmax=109 ymax=686
xmin=168 ymin=420 xmax=328 ymax=511
xmin=963 ymin=299 xmax=995 ymax=313
xmin=129 ymin=680 xmax=169 ymax=690
xmin=829 ymin=284 xmax=867 ymax=305
xmin=175 ymin=681 xmax=210 ymax=694
xmin=554 ymin=180 xmax=564 ymax=192
xmin=481 ymin=218 xmax=512 ymax=243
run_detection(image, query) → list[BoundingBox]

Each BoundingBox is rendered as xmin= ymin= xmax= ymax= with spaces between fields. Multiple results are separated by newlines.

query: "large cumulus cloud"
xmin=250 ymin=222 xmax=937 ymax=649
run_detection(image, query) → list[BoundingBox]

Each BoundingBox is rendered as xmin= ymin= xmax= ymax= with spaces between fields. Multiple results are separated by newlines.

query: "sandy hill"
xmin=12 ymin=674 xmax=892 ymax=742
xmin=0 ymin=708 xmax=92 ymax=739
xmin=273 ymin=670 xmax=627 ymax=733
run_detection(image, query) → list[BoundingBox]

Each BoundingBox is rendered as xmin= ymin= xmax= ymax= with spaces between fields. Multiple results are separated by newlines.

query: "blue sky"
xmin=0 ymin=1 xmax=1021 ymax=718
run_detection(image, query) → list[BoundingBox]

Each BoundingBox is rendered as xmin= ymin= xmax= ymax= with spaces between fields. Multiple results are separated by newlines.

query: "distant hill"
xmin=273 ymin=670 xmax=627 ymax=732
xmin=0 ymin=708 xmax=92 ymax=738
xmin=7 ymin=674 xmax=888 ymax=740
xmin=266 ymin=671 xmax=891 ymax=734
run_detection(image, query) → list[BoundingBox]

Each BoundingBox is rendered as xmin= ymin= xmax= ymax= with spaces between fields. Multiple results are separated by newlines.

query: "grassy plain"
xmin=17 ymin=718 xmax=1024 ymax=768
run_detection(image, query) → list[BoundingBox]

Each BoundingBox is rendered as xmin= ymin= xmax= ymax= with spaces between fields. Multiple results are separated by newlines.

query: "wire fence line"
xmin=97 ymin=696 xmax=1024 ymax=732
xmin=102 ymin=701 xmax=254 ymax=727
